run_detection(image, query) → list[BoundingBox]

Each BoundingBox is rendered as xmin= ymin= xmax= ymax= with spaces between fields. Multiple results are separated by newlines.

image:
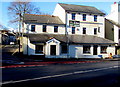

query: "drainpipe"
xmin=27 ymin=36 xmax=28 ymax=56
xmin=65 ymin=12 xmax=69 ymax=58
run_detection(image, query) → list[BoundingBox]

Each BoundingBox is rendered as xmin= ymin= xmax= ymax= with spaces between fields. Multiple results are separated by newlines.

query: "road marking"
xmin=2 ymin=66 xmax=120 ymax=85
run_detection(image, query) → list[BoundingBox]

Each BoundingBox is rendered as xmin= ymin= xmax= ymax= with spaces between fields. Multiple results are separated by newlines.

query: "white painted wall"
xmin=106 ymin=3 xmax=119 ymax=23
xmin=23 ymin=37 xmax=36 ymax=55
xmin=24 ymin=24 xmax=65 ymax=34
xmin=45 ymin=38 xmax=60 ymax=56
xmin=23 ymin=37 xmax=115 ymax=58
xmin=23 ymin=37 xmax=27 ymax=55
xmin=69 ymin=45 xmax=115 ymax=58
xmin=118 ymin=12 xmax=120 ymax=24
xmin=69 ymin=45 xmax=83 ymax=58
xmin=53 ymin=4 xmax=66 ymax=24
xmin=114 ymin=25 xmax=119 ymax=43
xmin=66 ymin=12 xmax=105 ymax=38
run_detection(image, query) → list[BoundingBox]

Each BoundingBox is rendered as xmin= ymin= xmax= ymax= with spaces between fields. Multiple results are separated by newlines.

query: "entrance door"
xmin=50 ymin=45 xmax=56 ymax=55
xmin=93 ymin=45 xmax=98 ymax=55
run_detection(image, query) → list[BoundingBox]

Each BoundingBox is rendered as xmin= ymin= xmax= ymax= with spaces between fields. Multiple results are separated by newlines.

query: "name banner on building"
xmin=69 ymin=20 xmax=80 ymax=27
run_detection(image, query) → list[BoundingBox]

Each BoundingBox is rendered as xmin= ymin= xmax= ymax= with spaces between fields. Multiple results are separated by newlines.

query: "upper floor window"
xmin=83 ymin=27 xmax=86 ymax=34
xmin=94 ymin=15 xmax=97 ymax=22
xmin=72 ymin=27 xmax=75 ymax=34
xmin=54 ymin=26 xmax=58 ymax=33
xmin=83 ymin=14 xmax=86 ymax=21
xmin=31 ymin=25 xmax=35 ymax=32
xmin=43 ymin=25 xmax=47 ymax=32
xmin=72 ymin=13 xmax=76 ymax=20
xmin=94 ymin=28 xmax=97 ymax=35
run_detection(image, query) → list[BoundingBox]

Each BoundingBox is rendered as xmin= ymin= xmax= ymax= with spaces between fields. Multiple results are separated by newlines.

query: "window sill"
xmin=35 ymin=53 xmax=44 ymax=55
xmin=101 ymin=52 xmax=107 ymax=54
xmin=83 ymin=53 xmax=91 ymax=54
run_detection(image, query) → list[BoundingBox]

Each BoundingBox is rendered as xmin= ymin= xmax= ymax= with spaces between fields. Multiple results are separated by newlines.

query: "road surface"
xmin=2 ymin=61 xmax=120 ymax=87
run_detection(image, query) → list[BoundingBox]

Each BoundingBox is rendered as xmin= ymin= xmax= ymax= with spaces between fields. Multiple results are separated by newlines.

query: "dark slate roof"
xmin=59 ymin=3 xmax=105 ymax=15
xmin=105 ymin=19 xmax=120 ymax=28
xmin=23 ymin=14 xmax=65 ymax=25
xmin=24 ymin=34 xmax=116 ymax=44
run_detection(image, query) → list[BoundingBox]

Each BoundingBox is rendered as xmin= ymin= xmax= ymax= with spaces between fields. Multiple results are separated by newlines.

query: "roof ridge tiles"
xmin=59 ymin=3 xmax=94 ymax=8
xmin=24 ymin=14 xmax=56 ymax=17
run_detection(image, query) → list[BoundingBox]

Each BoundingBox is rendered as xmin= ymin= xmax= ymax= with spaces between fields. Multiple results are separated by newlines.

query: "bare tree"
xmin=8 ymin=0 xmax=49 ymax=52
xmin=8 ymin=0 xmax=47 ymax=28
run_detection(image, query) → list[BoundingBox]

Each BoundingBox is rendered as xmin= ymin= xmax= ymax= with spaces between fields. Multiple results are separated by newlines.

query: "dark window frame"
xmin=61 ymin=45 xmax=68 ymax=54
xmin=94 ymin=28 xmax=97 ymax=35
xmin=31 ymin=25 xmax=35 ymax=32
xmin=101 ymin=46 xmax=107 ymax=54
xmin=83 ymin=45 xmax=91 ymax=54
xmin=54 ymin=26 xmax=58 ymax=33
xmin=72 ymin=27 xmax=75 ymax=34
xmin=83 ymin=27 xmax=86 ymax=34
xmin=35 ymin=45 xmax=44 ymax=54
xmin=43 ymin=25 xmax=47 ymax=32
xmin=98 ymin=27 xmax=100 ymax=33
xmin=72 ymin=13 xmax=76 ymax=20
xmin=118 ymin=29 xmax=120 ymax=39
xmin=94 ymin=15 xmax=97 ymax=22
xmin=83 ymin=14 xmax=86 ymax=21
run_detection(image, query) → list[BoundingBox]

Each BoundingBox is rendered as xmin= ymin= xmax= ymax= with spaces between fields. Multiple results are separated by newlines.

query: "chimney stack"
xmin=114 ymin=2 xmax=117 ymax=4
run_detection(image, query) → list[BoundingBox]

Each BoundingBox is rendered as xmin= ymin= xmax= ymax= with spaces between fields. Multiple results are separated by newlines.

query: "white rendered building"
xmin=23 ymin=3 xmax=116 ymax=58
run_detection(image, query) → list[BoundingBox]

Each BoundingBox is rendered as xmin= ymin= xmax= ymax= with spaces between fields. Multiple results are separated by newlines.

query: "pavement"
xmin=1 ymin=52 xmax=120 ymax=69
xmin=1 ymin=60 xmax=102 ymax=68
xmin=1 ymin=58 xmax=120 ymax=68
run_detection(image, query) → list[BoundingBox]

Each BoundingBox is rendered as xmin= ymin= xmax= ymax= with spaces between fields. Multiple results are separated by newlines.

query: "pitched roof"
xmin=24 ymin=34 xmax=116 ymax=44
xmin=23 ymin=14 xmax=65 ymax=25
xmin=59 ymin=3 xmax=105 ymax=15
xmin=105 ymin=19 xmax=120 ymax=28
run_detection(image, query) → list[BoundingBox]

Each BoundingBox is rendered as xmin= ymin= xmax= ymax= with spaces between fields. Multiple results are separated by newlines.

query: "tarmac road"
xmin=2 ymin=61 xmax=120 ymax=87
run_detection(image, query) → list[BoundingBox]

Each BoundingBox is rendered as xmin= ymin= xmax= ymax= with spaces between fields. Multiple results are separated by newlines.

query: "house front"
xmin=23 ymin=3 xmax=116 ymax=59
xmin=53 ymin=3 xmax=105 ymax=38
xmin=23 ymin=34 xmax=116 ymax=58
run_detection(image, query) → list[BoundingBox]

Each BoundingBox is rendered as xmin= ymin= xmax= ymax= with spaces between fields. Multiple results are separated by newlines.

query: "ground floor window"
xmin=35 ymin=45 xmax=43 ymax=54
xmin=61 ymin=45 xmax=68 ymax=53
xmin=101 ymin=46 xmax=107 ymax=53
xmin=83 ymin=45 xmax=91 ymax=54
xmin=72 ymin=27 xmax=75 ymax=34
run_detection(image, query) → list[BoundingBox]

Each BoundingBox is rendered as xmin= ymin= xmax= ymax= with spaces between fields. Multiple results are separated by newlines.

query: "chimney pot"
xmin=114 ymin=2 xmax=117 ymax=4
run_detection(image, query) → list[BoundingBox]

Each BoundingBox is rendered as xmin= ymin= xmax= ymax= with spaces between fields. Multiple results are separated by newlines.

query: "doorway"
xmin=93 ymin=45 xmax=98 ymax=55
xmin=50 ymin=45 xmax=56 ymax=55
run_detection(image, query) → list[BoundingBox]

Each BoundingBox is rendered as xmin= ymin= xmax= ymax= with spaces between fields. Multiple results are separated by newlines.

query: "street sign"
xmin=69 ymin=20 xmax=80 ymax=27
